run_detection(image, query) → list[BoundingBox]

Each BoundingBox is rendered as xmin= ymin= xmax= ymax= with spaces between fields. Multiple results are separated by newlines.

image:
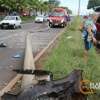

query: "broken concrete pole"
xmin=21 ymin=34 xmax=37 ymax=89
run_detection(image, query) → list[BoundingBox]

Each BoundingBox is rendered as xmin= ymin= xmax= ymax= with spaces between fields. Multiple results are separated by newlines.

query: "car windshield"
xmin=4 ymin=16 xmax=16 ymax=20
xmin=51 ymin=12 xmax=65 ymax=17
xmin=37 ymin=15 xmax=44 ymax=18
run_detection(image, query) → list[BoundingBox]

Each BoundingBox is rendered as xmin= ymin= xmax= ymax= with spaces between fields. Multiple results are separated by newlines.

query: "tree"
xmin=49 ymin=0 xmax=59 ymax=4
xmin=61 ymin=7 xmax=72 ymax=14
xmin=87 ymin=0 xmax=100 ymax=9
xmin=0 ymin=0 xmax=44 ymax=12
xmin=0 ymin=0 xmax=53 ymax=15
xmin=0 ymin=0 xmax=28 ymax=12
xmin=48 ymin=0 xmax=60 ymax=11
xmin=39 ymin=1 xmax=49 ymax=14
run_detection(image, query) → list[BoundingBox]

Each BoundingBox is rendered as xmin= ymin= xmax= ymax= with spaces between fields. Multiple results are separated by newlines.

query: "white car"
xmin=35 ymin=15 xmax=44 ymax=23
xmin=43 ymin=15 xmax=49 ymax=22
xmin=0 ymin=16 xmax=22 ymax=29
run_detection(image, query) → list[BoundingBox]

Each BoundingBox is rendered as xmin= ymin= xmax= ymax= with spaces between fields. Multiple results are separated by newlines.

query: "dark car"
xmin=96 ymin=16 xmax=100 ymax=32
xmin=95 ymin=15 xmax=100 ymax=49
xmin=95 ymin=6 xmax=100 ymax=49
xmin=94 ymin=6 xmax=100 ymax=32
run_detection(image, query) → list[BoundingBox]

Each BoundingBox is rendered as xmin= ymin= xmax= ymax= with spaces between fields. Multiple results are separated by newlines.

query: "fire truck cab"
xmin=49 ymin=8 xmax=69 ymax=28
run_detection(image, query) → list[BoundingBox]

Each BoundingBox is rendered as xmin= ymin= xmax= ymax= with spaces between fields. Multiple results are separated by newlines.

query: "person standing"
xmin=80 ymin=13 xmax=99 ymax=62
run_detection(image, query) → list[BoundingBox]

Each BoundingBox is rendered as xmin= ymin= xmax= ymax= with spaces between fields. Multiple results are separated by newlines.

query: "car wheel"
xmin=13 ymin=25 xmax=16 ymax=29
xmin=0 ymin=26 xmax=4 ymax=29
xmin=19 ymin=25 xmax=21 ymax=28
xmin=61 ymin=23 xmax=66 ymax=28
xmin=49 ymin=23 xmax=53 ymax=28
xmin=62 ymin=24 xmax=65 ymax=28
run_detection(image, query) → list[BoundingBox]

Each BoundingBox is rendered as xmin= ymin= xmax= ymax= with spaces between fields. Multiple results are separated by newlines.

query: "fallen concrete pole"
xmin=21 ymin=34 xmax=37 ymax=89
xmin=0 ymin=28 xmax=66 ymax=98
xmin=18 ymin=70 xmax=87 ymax=100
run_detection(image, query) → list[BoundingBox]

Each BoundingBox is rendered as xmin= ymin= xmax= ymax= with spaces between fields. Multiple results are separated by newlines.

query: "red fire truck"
xmin=49 ymin=8 xmax=70 ymax=28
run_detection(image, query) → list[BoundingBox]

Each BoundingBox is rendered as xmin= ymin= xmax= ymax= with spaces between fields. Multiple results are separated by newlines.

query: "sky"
xmin=60 ymin=0 xmax=93 ymax=15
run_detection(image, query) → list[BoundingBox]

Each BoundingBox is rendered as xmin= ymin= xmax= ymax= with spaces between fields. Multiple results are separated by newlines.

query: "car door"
xmin=96 ymin=16 xmax=100 ymax=32
xmin=96 ymin=16 xmax=100 ymax=41
xmin=16 ymin=16 xmax=21 ymax=26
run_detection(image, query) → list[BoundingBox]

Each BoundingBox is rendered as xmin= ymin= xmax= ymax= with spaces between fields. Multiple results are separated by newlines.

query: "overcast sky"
xmin=60 ymin=0 xmax=93 ymax=15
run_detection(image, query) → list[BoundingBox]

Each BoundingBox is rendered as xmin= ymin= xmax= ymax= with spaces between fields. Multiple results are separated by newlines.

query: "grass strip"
xmin=44 ymin=16 xmax=100 ymax=83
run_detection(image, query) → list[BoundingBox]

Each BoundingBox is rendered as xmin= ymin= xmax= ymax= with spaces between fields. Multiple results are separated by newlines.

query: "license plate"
xmin=55 ymin=23 xmax=58 ymax=25
xmin=3 ymin=25 xmax=8 ymax=27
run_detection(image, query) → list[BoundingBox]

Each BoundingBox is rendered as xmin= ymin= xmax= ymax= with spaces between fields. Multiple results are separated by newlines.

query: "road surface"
xmin=0 ymin=22 xmax=63 ymax=90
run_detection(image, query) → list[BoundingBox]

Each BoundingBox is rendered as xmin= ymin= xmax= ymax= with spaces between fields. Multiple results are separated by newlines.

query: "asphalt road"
xmin=0 ymin=22 xmax=62 ymax=51
xmin=0 ymin=22 xmax=63 ymax=89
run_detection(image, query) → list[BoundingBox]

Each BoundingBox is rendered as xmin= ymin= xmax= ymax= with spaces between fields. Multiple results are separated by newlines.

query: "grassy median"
xmin=44 ymin=16 xmax=100 ymax=83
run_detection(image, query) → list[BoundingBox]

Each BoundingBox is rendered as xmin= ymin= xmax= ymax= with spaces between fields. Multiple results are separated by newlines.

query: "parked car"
xmin=9 ymin=11 xmax=19 ymax=16
xmin=35 ymin=15 xmax=44 ymax=23
xmin=0 ymin=16 xmax=22 ymax=29
xmin=43 ymin=15 xmax=49 ymax=22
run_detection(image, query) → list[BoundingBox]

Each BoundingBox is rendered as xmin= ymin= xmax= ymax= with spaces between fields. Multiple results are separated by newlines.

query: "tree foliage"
xmin=61 ymin=7 xmax=72 ymax=14
xmin=87 ymin=0 xmax=100 ymax=9
xmin=0 ymin=0 xmax=52 ymax=12
xmin=0 ymin=0 xmax=72 ymax=15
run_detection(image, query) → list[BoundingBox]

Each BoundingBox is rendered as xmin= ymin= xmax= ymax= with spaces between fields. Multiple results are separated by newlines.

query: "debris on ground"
xmin=13 ymin=53 xmax=23 ymax=59
xmin=66 ymin=36 xmax=72 ymax=39
xmin=0 ymin=43 xmax=7 ymax=47
xmin=2 ymin=70 xmax=87 ymax=100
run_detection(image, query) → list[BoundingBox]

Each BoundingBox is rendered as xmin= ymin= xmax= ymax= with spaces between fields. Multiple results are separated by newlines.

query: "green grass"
xmin=43 ymin=17 xmax=100 ymax=99
xmin=44 ymin=16 xmax=100 ymax=82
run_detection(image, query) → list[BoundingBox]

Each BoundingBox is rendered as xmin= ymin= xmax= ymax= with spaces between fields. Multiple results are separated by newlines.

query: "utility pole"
xmin=78 ymin=0 xmax=81 ymax=15
xmin=21 ymin=34 xmax=37 ymax=89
